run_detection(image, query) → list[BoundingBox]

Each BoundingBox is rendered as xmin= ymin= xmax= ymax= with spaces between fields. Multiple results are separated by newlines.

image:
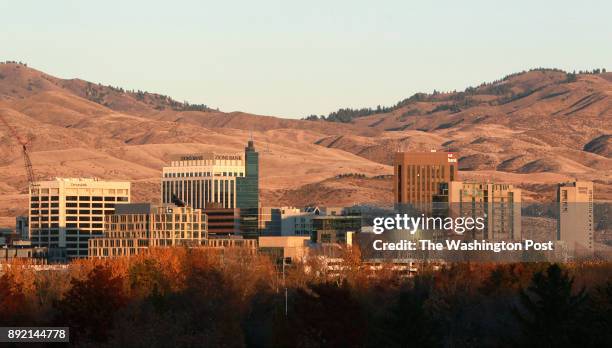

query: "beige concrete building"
xmin=89 ymin=203 xmax=206 ymax=258
xmin=557 ymin=181 xmax=594 ymax=255
xmin=394 ymin=151 xmax=459 ymax=207
xmin=259 ymin=236 xmax=310 ymax=263
xmin=29 ymin=178 xmax=130 ymax=259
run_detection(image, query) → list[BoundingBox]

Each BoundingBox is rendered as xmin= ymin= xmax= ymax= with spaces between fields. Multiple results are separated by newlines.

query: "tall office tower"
xmin=29 ymin=178 xmax=130 ymax=260
xmin=161 ymin=140 xmax=259 ymax=238
xmin=236 ymin=140 xmax=260 ymax=238
xmin=434 ymin=182 xmax=522 ymax=240
xmin=89 ymin=203 xmax=207 ymax=258
xmin=161 ymin=151 xmax=245 ymax=209
xmin=557 ymin=181 xmax=594 ymax=255
xmin=393 ymin=151 xmax=458 ymax=209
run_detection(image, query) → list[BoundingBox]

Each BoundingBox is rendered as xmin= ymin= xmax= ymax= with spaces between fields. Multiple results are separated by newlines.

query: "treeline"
xmin=304 ymin=67 xmax=609 ymax=123
xmin=1 ymin=60 xmax=28 ymax=66
xmin=1 ymin=248 xmax=611 ymax=347
xmin=82 ymin=82 xmax=213 ymax=112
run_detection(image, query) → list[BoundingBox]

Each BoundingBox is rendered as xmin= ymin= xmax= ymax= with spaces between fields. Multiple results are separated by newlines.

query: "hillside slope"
xmin=0 ymin=62 xmax=610 ymax=227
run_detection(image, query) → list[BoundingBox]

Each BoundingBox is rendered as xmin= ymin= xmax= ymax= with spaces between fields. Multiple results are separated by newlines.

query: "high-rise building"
xmin=394 ymin=151 xmax=458 ymax=208
xmin=161 ymin=152 xmax=245 ymax=209
xmin=434 ymin=182 xmax=522 ymax=240
xmin=557 ymin=181 xmax=594 ymax=255
xmin=29 ymin=178 xmax=130 ymax=260
xmin=161 ymin=140 xmax=259 ymax=238
xmin=236 ymin=140 xmax=260 ymax=238
xmin=88 ymin=203 xmax=207 ymax=258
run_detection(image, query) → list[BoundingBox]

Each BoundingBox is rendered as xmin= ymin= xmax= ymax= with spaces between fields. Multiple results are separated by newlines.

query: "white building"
xmin=29 ymin=178 xmax=130 ymax=259
xmin=161 ymin=152 xmax=246 ymax=209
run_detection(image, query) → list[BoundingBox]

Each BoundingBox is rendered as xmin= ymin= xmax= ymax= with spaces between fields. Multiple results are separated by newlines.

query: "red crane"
xmin=0 ymin=115 xmax=36 ymax=185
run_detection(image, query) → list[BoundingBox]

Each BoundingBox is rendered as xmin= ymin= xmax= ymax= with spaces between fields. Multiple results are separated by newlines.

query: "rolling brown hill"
xmin=0 ymin=62 xmax=610 ymax=227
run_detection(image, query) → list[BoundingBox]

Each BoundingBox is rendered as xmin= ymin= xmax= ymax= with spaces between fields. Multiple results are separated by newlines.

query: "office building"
xmin=280 ymin=207 xmax=315 ymax=236
xmin=259 ymin=236 xmax=310 ymax=264
xmin=16 ymin=216 xmax=29 ymax=240
xmin=29 ymin=178 xmax=130 ymax=260
xmin=394 ymin=151 xmax=458 ymax=208
xmin=161 ymin=140 xmax=259 ymax=238
xmin=236 ymin=140 xmax=260 ymax=238
xmin=557 ymin=181 xmax=594 ymax=255
xmin=312 ymin=215 xmax=362 ymax=244
xmin=259 ymin=207 xmax=282 ymax=236
xmin=205 ymin=204 xmax=240 ymax=238
xmin=434 ymin=182 xmax=522 ymax=240
xmin=89 ymin=203 xmax=207 ymax=258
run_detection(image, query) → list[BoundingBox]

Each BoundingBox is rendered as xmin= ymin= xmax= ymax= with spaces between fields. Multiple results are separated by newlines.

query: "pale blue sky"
xmin=1 ymin=0 xmax=610 ymax=118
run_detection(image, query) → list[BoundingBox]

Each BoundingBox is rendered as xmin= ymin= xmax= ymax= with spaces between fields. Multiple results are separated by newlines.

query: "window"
xmin=79 ymin=196 xmax=90 ymax=201
xmin=66 ymin=196 xmax=78 ymax=201
xmin=104 ymin=197 xmax=116 ymax=201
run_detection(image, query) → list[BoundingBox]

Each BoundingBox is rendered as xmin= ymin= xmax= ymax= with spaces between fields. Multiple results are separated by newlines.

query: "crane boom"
xmin=0 ymin=115 xmax=36 ymax=184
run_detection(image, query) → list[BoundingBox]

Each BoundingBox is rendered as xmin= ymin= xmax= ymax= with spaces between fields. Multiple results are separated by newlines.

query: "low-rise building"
xmin=259 ymin=236 xmax=310 ymax=264
xmin=89 ymin=203 xmax=206 ymax=258
xmin=312 ymin=215 xmax=362 ymax=244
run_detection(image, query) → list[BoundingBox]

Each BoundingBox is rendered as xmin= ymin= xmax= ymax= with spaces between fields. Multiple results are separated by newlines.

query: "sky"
xmin=1 ymin=0 xmax=610 ymax=118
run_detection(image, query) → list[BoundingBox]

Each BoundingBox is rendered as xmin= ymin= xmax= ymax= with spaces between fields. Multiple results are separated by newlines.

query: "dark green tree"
xmin=514 ymin=264 xmax=586 ymax=346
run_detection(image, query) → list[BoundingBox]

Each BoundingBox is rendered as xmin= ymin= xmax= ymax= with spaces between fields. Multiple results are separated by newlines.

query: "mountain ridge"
xmin=0 ymin=62 xmax=610 ymax=227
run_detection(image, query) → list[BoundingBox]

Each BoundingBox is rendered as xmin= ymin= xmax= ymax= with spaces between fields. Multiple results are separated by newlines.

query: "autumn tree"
xmin=55 ymin=265 xmax=128 ymax=343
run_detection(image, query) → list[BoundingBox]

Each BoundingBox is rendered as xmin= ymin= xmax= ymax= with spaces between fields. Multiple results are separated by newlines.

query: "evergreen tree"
xmin=514 ymin=264 xmax=586 ymax=346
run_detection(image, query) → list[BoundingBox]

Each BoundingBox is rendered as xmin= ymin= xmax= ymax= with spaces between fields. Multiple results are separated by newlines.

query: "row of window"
xmin=66 ymin=196 xmax=128 ymax=201
xmin=31 ymin=196 xmax=128 ymax=202
xmin=31 ymin=203 xmax=120 ymax=209
xmin=32 ymin=230 xmax=99 ymax=235
xmin=31 ymin=196 xmax=59 ymax=201
xmin=66 ymin=216 xmax=104 ymax=221
xmin=164 ymin=172 xmax=243 ymax=178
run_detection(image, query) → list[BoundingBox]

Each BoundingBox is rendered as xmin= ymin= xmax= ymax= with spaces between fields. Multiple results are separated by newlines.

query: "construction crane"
xmin=0 ymin=115 xmax=36 ymax=186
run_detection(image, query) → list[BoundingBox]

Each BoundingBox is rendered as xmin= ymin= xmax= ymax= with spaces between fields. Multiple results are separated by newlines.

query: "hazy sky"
xmin=1 ymin=0 xmax=610 ymax=118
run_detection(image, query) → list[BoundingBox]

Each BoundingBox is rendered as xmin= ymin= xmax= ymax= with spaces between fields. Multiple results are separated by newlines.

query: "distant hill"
xmin=0 ymin=62 xmax=610 ymax=227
